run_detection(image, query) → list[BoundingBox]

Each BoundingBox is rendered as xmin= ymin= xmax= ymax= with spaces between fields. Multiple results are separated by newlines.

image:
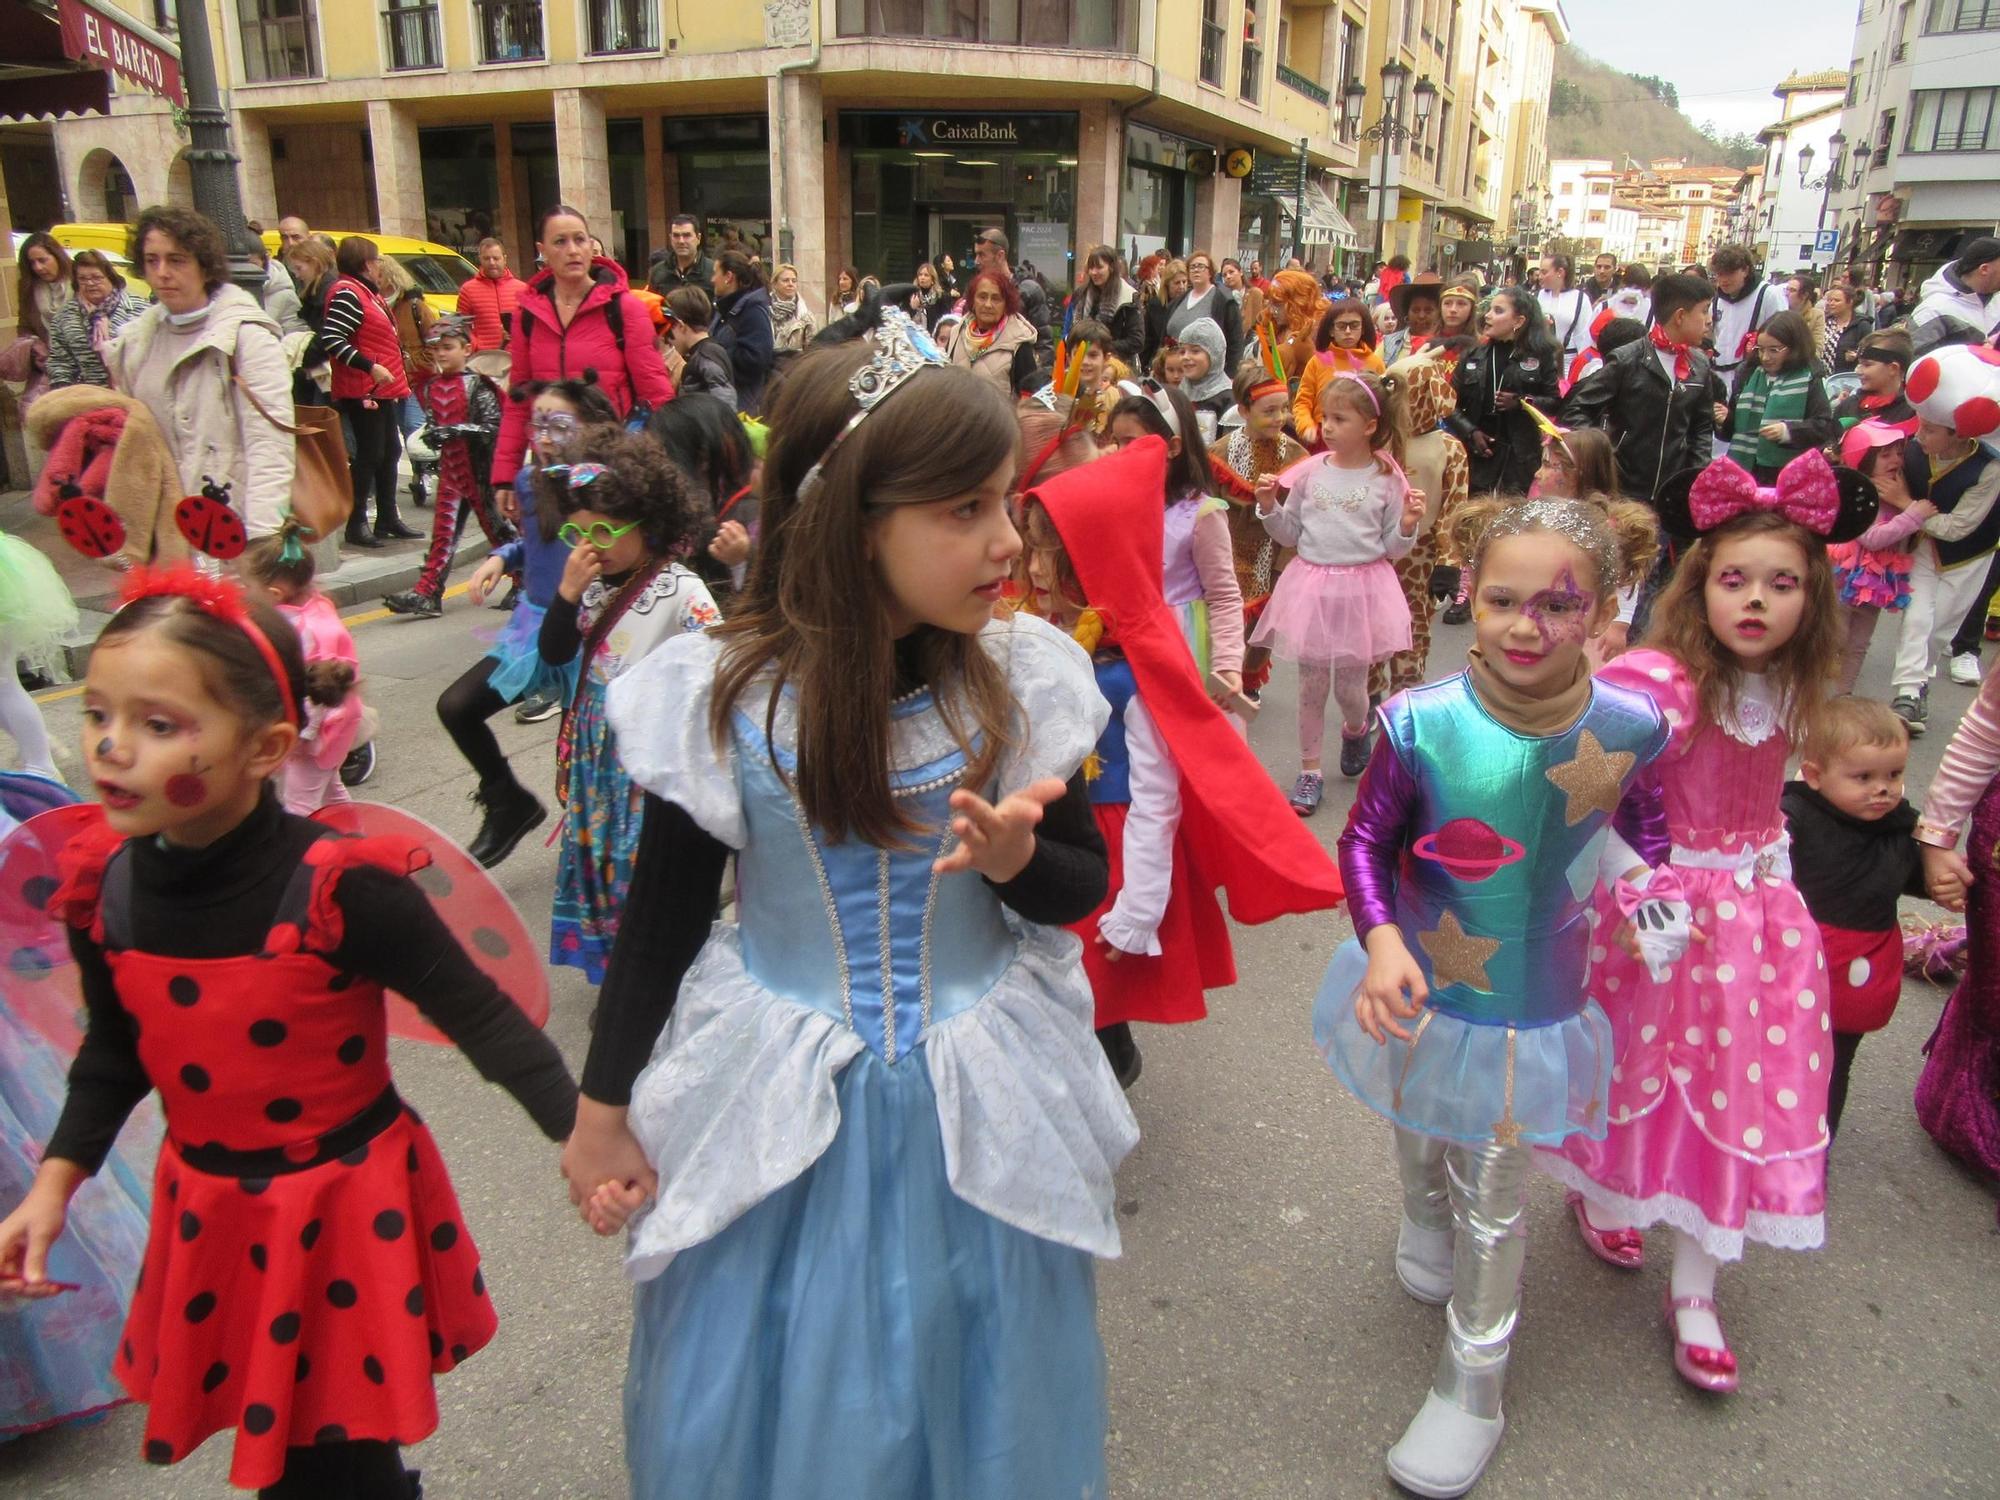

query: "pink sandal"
xmin=1662 ymin=1289 xmax=1739 ymax=1393
xmin=1567 ymin=1190 xmax=1644 ymax=1269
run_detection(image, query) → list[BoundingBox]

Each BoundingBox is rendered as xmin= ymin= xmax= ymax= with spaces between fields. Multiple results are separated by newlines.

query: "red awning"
xmin=58 ymin=0 xmax=183 ymax=106
xmin=0 ymin=0 xmax=181 ymax=121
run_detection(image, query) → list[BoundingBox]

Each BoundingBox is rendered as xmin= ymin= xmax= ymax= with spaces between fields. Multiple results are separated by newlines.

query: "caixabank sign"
xmin=841 ymin=112 xmax=1080 ymax=153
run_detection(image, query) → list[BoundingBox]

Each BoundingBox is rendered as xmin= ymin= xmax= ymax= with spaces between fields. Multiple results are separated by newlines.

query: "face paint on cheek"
xmin=95 ymin=738 xmax=114 ymax=759
xmin=164 ymin=757 xmax=212 ymax=807
xmin=1523 ymin=566 xmax=1596 ymax=649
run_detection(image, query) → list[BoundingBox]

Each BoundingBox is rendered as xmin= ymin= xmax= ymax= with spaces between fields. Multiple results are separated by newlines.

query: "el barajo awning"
xmin=0 ymin=0 xmax=181 ymax=122
xmin=1275 ymin=182 xmax=1359 ymax=249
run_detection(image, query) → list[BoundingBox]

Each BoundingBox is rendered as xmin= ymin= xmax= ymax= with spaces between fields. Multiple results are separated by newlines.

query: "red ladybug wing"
xmin=310 ymin=803 xmax=551 ymax=1043
xmin=0 ymin=799 xmax=100 ymax=1055
xmin=174 ymin=495 xmax=247 ymax=560
xmin=55 ymin=495 xmax=127 ymax=560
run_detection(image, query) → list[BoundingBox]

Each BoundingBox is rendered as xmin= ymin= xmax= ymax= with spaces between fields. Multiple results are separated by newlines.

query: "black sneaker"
xmin=1441 ymin=597 xmax=1471 ymax=626
xmin=383 ymin=590 xmax=442 ymax=618
xmin=514 ymin=691 xmax=562 ymax=724
xmin=1096 ymin=1023 xmax=1142 ymax=1090
xmin=339 ymin=741 xmax=376 ymax=788
xmin=1892 ymin=690 xmax=1927 ymax=736
xmin=466 ymin=781 xmax=547 ymax=868
xmin=1340 ymin=730 xmax=1373 ymax=778
xmin=1289 ymin=770 xmax=1325 ymax=817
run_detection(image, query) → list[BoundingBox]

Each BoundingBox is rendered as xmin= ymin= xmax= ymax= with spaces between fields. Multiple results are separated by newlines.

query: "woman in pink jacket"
xmin=489 ymin=205 xmax=675 ymax=486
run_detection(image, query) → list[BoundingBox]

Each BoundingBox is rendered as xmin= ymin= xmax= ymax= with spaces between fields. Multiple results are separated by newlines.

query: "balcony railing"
xmin=835 ymin=0 xmax=1139 ymax=50
xmin=1892 ymin=40 xmax=1909 ymax=59
xmin=1200 ymin=18 xmax=1225 ymax=84
xmin=475 ymin=0 xmax=544 ymax=62
xmin=238 ymin=1 xmax=319 ymax=82
xmin=1276 ymin=63 xmax=1329 ymax=105
xmin=382 ymin=2 xmax=440 ymax=69
xmin=1240 ymin=41 xmax=1262 ymax=102
xmin=588 ymin=0 xmax=658 ymax=53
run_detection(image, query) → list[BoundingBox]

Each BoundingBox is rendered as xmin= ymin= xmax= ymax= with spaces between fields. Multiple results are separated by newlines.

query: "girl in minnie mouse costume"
xmin=1541 ymin=447 xmax=1879 ymax=1397
xmin=0 ymin=568 xmax=576 ymax=1496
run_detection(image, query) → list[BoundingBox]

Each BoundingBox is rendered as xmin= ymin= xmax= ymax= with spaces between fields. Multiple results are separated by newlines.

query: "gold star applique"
xmin=1546 ymin=730 xmax=1636 ymax=827
xmin=1417 ymin=911 xmax=1501 ymax=992
xmin=1491 ymin=1117 xmax=1523 ymax=1148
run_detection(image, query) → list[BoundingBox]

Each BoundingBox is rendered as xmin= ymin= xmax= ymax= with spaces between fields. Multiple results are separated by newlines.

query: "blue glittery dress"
xmin=604 ymin=614 xmax=1138 ymax=1500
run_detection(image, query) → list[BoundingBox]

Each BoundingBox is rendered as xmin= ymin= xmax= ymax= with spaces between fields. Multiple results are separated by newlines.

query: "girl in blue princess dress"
xmin=560 ymin=311 xmax=1138 ymax=1499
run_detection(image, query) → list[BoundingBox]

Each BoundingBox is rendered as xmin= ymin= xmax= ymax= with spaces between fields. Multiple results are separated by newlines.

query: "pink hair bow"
xmin=1688 ymin=449 xmax=1841 ymax=535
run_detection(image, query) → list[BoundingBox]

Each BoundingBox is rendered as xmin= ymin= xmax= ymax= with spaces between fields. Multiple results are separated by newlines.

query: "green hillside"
xmin=1549 ymin=47 xmax=1762 ymax=170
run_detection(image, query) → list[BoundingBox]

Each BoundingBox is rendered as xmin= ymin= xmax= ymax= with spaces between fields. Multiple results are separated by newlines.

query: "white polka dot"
xmin=1749 ymin=998 xmax=1761 ymax=1017
xmin=1605 ymin=976 xmax=1621 ymax=992
xmin=1685 ymin=1026 xmax=1705 ymax=1046
xmin=1816 ymin=951 xmax=1825 ymax=970
xmin=1691 ymin=965 xmax=1708 ymax=985
xmin=1821 ymin=1013 xmax=1832 ymax=1031
xmin=1848 ymin=957 xmax=1871 ymax=987
xmin=1691 ymin=1109 xmax=1706 ymax=1126
xmin=1717 ymin=900 xmax=1738 ymax=920
xmin=1817 ymin=1115 xmax=1829 ymax=1135
xmin=1641 ymin=1076 xmax=1662 ymax=1094
xmin=1716 ymin=963 xmax=1736 ymax=983
xmin=1797 ymin=989 xmax=1817 ymax=1010
xmin=1671 ymin=1065 xmax=1693 ymax=1085
xmin=1711 ymin=1089 xmax=1729 ymax=1111
xmin=1695 ymin=908 xmax=1710 ymax=926
xmin=1777 ymin=1088 xmax=1799 ymax=1109
xmin=1767 ymin=1025 xmax=1787 ymax=1045
xmin=1590 ymin=945 xmax=1608 ymax=964
xmin=1649 ymin=666 xmax=1672 ymax=682
xmin=1612 ymin=1064 xmax=1624 ymax=1083
xmin=1748 ymin=1061 xmax=1763 ymax=1083
xmin=1717 ymin=1026 xmax=1733 ymax=1047
xmin=1759 ymin=964 xmax=1777 ymax=982
xmin=1664 ymin=708 xmax=1684 ymax=726
xmin=1781 ymin=928 xmax=1802 ymax=948
xmin=1640 ymin=1024 xmax=1658 ymax=1044
xmin=1742 ymin=1125 xmax=1764 ymax=1149
xmin=1752 ymin=936 xmax=1764 ymax=954
xmin=1809 ymin=1052 xmax=1821 ymax=1071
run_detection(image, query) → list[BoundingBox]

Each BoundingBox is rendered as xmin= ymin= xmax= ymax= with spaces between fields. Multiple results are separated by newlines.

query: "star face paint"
xmin=1472 ymin=534 xmax=1607 ymax=697
xmin=1522 ymin=565 xmax=1596 ymax=651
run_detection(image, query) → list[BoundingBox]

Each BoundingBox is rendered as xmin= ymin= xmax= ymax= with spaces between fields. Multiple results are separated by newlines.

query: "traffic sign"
xmin=1813 ymin=229 xmax=1839 ymax=256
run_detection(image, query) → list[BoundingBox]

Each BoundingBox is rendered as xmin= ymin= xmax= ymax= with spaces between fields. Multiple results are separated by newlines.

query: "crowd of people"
xmin=0 ymin=199 xmax=1998 ymax=1500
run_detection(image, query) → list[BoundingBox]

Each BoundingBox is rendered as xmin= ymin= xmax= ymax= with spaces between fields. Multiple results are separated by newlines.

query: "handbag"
xmin=231 ymin=352 xmax=352 ymax=539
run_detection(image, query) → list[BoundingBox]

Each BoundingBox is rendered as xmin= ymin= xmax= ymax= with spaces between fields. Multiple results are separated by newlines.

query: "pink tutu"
xmin=1249 ymin=557 xmax=1411 ymax=666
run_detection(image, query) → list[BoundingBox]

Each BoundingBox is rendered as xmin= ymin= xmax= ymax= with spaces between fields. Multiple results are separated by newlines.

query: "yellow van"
xmin=48 ymin=223 xmax=476 ymax=316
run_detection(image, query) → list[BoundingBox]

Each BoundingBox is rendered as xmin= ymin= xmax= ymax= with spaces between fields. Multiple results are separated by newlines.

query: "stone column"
xmin=235 ymin=110 xmax=279 ymax=224
xmin=1075 ymin=101 xmax=1121 ymax=260
xmin=768 ymin=70 xmax=828 ymax=313
xmin=645 ymin=113 xmax=670 ymax=257
xmin=1194 ymin=171 xmax=1242 ymax=259
xmin=554 ymin=87 xmax=613 ymax=235
xmin=366 ymin=99 xmax=426 ymax=239
xmin=493 ymin=122 xmax=530 ymax=264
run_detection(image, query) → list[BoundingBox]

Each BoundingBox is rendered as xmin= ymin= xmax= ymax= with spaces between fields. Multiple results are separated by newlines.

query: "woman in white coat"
xmin=106 ymin=205 xmax=296 ymax=539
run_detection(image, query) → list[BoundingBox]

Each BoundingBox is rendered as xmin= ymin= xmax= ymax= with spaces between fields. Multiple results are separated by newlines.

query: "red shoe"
xmin=1662 ymin=1289 xmax=1739 ymax=1393
xmin=1567 ymin=1190 xmax=1644 ymax=1269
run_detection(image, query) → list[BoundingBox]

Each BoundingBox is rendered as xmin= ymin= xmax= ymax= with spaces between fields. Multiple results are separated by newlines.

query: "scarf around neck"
xmin=1649 ymin=324 xmax=1691 ymax=380
xmin=1466 ymin=647 xmax=1593 ymax=737
xmin=1728 ymin=366 xmax=1812 ymax=473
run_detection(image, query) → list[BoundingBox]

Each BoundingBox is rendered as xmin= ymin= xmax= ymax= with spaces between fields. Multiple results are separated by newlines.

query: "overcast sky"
xmin=1560 ymin=0 xmax=1854 ymax=139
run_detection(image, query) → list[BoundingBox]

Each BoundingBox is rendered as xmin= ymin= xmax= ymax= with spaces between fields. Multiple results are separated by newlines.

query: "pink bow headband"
xmin=1687 ymin=449 xmax=1840 ymax=536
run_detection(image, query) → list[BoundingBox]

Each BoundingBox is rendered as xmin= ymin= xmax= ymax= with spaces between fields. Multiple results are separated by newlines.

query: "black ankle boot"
xmin=346 ymin=522 xmax=384 ymax=550
xmin=1096 ymin=1022 xmax=1142 ymax=1089
xmin=375 ymin=510 xmax=423 ymax=541
xmin=466 ymin=779 xmax=547 ymax=868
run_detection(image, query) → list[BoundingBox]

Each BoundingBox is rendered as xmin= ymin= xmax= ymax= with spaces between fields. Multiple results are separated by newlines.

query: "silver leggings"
xmin=1395 ymin=1127 xmax=1533 ymax=1418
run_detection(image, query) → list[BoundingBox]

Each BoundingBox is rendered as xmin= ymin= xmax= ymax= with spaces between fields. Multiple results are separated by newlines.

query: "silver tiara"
xmin=798 ymin=307 xmax=947 ymax=498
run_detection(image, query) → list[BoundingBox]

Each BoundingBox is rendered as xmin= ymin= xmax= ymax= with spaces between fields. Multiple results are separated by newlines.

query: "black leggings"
xmin=258 ymin=1438 xmax=410 ymax=1498
xmin=1826 ymin=1029 xmax=1867 ymax=1140
xmin=340 ymin=397 xmax=403 ymax=529
xmin=437 ymin=655 xmax=515 ymax=789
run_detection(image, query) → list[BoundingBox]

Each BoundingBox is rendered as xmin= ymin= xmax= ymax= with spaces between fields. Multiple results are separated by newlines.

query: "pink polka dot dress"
xmin=1541 ymin=651 xmax=1830 ymax=1262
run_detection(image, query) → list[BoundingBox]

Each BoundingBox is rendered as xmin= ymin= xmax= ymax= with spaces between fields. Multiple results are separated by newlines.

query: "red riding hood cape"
xmin=1024 ymin=437 xmax=1344 ymax=928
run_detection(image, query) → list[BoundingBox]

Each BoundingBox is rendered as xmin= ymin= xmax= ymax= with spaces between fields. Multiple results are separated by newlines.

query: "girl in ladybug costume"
xmin=0 ymin=568 xmax=577 ymax=1497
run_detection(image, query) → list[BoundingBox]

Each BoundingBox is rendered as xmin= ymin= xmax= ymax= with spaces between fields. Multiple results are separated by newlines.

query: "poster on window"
xmin=1016 ymin=221 xmax=1073 ymax=290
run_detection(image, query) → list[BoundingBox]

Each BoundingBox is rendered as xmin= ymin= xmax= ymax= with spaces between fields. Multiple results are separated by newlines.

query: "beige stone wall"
xmin=53 ymin=101 xmax=182 ymax=220
xmin=268 ymin=124 xmax=375 ymax=229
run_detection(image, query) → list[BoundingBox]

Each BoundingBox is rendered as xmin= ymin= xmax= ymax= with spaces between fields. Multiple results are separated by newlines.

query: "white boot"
xmin=1385 ymin=1390 xmax=1505 ymax=1498
xmin=1396 ymin=1214 xmax=1454 ymax=1305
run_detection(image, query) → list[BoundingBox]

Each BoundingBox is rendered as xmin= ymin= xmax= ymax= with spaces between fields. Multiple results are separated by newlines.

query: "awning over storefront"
xmin=1889 ymin=228 xmax=1969 ymax=264
xmin=1276 ymin=182 xmax=1358 ymax=248
xmin=0 ymin=0 xmax=181 ymax=121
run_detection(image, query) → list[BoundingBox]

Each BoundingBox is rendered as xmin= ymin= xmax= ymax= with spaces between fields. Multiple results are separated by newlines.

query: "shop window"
xmin=418 ymin=126 xmax=499 ymax=252
xmin=589 ymin=0 xmax=659 ymax=53
xmin=237 ymin=0 xmax=319 ymax=82
xmin=835 ymin=0 xmax=1137 ymax=48
xmin=382 ymin=0 xmax=441 ymax=70
xmin=475 ymin=0 xmax=545 ymax=62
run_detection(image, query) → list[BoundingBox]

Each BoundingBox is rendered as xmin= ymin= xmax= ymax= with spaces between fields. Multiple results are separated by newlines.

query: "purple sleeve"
xmin=1337 ymin=736 xmax=1420 ymax=934
xmin=1613 ymin=769 xmax=1669 ymax=867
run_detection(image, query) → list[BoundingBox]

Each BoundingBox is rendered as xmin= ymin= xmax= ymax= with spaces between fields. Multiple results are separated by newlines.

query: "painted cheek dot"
xmin=164 ymin=773 xmax=208 ymax=808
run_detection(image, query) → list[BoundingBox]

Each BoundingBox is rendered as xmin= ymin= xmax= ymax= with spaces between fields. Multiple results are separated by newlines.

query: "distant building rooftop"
xmin=1775 ymin=69 xmax=1850 ymax=94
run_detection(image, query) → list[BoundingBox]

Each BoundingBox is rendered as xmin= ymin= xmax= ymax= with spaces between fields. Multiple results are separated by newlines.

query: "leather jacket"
xmin=1561 ymin=337 xmax=1718 ymax=516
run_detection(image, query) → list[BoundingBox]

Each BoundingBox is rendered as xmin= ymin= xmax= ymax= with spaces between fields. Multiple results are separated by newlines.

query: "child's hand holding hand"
xmin=584 ymin=1179 xmax=649 ymax=1237
xmin=1922 ymin=843 xmax=1974 ymax=911
xmin=933 ymin=776 xmax=1067 ymax=884
xmin=558 ymin=542 xmax=603 ymax=604
xmin=467 ymin=555 xmax=506 ymax=607
xmin=709 ymin=520 xmax=752 ymax=567
xmin=1400 ymin=487 xmax=1428 ymax=534
xmin=1356 ymin=926 xmax=1427 ymax=1044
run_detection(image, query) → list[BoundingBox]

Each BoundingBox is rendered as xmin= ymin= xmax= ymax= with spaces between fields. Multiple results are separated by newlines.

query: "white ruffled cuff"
xmin=1094 ymin=903 xmax=1163 ymax=957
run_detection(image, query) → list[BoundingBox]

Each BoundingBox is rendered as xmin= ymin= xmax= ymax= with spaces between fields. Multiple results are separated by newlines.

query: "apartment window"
xmin=1339 ymin=16 xmax=1362 ymax=96
xmin=1587 ymin=209 xmax=1606 ymax=223
xmin=1433 ymin=100 xmax=1450 ymax=168
xmin=475 ymin=0 xmax=544 ymax=61
xmin=152 ymin=0 xmax=178 ymax=33
xmin=1200 ymin=0 xmax=1226 ymax=85
xmin=1874 ymin=108 xmax=1897 ymax=164
xmin=1402 ymin=0 xmax=1415 ymax=46
xmin=237 ymin=0 xmax=319 ymax=81
xmin=587 ymin=0 xmax=658 ymax=51
xmin=1240 ymin=1 xmax=1263 ymax=103
xmin=381 ymin=0 xmax=440 ymax=69
xmin=1924 ymin=0 xmax=2000 ymax=31
xmin=1445 ymin=0 xmax=1459 ymax=71
xmin=1906 ymin=85 xmax=1998 ymax=150
xmin=835 ymin=1 xmax=1139 ymax=48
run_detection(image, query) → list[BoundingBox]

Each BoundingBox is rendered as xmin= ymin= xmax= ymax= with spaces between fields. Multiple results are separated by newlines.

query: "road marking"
xmin=30 ymin=581 xmax=475 ymax=705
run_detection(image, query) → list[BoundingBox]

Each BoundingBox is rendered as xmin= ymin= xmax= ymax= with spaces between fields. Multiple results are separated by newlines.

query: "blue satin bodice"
xmin=1085 ymin=657 xmax=1137 ymax=806
xmin=729 ymin=689 xmax=1018 ymax=1063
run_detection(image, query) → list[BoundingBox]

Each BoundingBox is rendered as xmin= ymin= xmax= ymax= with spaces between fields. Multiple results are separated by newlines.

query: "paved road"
xmin=4 ymin=600 xmax=1996 ymax=1499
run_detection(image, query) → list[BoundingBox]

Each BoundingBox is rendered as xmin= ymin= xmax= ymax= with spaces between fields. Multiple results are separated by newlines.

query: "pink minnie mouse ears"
xmin=1658 ymin=448 xmax=1878 ymax=546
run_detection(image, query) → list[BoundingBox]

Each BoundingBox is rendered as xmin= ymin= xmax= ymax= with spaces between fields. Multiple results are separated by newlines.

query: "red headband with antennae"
xmin=116 ymin=566 xmax=301 ymax=729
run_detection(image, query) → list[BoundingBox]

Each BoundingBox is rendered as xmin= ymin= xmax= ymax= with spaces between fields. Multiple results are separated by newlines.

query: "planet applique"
xmin=1413 ymin=818 xmax=1526 ymax=882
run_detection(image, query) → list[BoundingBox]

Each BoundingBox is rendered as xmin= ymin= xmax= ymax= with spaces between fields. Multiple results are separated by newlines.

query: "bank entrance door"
xmin=930 ymin=210 xmax=1012 ymax=272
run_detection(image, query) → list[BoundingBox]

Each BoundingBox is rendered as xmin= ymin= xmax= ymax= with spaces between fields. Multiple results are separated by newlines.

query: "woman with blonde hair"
xmin=769 ymin=262 xmax=818 ymax=352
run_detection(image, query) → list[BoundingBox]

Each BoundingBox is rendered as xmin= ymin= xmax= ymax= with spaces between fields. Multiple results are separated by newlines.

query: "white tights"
xmin=1584 ymin=1199 xmax=1725 ymax=1347
xmin=0 ymin=670 xmax=58 ymax=780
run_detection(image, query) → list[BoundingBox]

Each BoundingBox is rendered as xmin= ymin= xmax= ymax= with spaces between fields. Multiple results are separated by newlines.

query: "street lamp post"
xmin=174 ymin=0 xmax=264 ymax=293
xmin=1344 ymin=61 xmax=1436 ymax=268
xmin=1798 ymin=131 xmax=1854 ymax=270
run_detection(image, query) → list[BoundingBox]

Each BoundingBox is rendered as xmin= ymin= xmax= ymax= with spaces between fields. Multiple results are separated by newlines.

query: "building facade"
xmin=1751 ymin=71 xmax=1846 ymax=277
xmin=1829 ymin=0 xmax=2000 ymax=292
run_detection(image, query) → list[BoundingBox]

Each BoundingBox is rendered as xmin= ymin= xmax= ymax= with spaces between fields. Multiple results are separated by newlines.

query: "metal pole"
xmin=1294 ymin=136 xmax=1307 ymax=268
xmin=174 ymin=0 xmax=264 ymax=294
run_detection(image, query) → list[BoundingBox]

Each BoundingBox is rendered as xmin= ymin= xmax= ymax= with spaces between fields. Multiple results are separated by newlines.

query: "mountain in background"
xmin=1549 ymin=47 xmax=1763 ymax=171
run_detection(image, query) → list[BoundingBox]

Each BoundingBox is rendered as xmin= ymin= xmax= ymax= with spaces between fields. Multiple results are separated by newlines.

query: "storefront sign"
xmin=1016 ymin=221 xmax=1072 ymax=280
xmin=57 ymin=0 xmax=182 ymax=107
xmin=840 ymin=112 xmax=1078 ymax=153
xmin=1249 ymin=152 xmax=1306 ymax=198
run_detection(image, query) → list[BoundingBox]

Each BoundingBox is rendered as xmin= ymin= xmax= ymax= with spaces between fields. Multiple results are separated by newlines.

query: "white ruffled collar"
xmin=1719 ymin=672 xmax=1784 ymax=747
